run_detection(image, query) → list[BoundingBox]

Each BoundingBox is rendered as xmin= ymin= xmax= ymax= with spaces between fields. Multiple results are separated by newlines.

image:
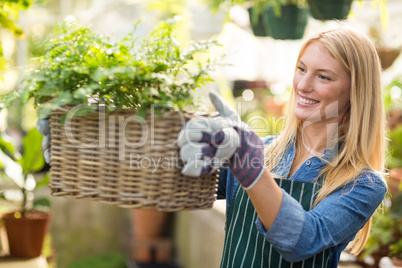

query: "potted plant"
xmin=0 ymin=17 xmax=220 ymax=211
xmin=357 ymin=191 xmax=402 ymax=268
xmin=384 ymin=75 xmax=402 ymax=193
xmin=307 ymin=0 xmax=353 ymax=21
xmin=1 ymin=18 xmax=218 ymax=119
xmin=203 ymin=0 xmax=269 ymax=37
xmin=261 ymin=0 xmax=309 ymax=40
xmin=0 ymin=128 xmax=51 ymax=258
xmin=368 ymin=26 xmax=401 ymax=71
xmin=247 ymin=5 xmax=271 ymax=37
xmin=205 ymin=0 xmax=308 ymax=39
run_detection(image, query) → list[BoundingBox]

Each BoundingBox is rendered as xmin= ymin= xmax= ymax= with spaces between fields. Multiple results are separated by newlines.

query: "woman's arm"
xmin=253 ymin=171 xmax=387 ymax=262
xmin=247 ymin=169 xmax=283 ymax=229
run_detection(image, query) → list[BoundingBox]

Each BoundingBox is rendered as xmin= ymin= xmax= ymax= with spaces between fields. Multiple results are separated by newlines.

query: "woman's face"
xmin=293 ymin=41 xmax=351 ymax=125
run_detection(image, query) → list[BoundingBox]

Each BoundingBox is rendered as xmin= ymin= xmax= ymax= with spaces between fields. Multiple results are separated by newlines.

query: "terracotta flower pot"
xmin=388 ymin=168 xmax=402 ymax=195
xmin=392 ymin=256 xmax=402 ymax=267
xmin=3 ymin=211 xmax=51 ymax=258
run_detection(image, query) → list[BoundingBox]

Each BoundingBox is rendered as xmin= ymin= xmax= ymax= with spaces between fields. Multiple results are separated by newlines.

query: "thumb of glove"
xmin=209 ymin=91 xmax=240 ymax=123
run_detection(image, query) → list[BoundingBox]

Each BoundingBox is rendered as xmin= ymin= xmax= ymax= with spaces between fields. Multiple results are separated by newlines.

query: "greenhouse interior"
xmin=0 ymin=0 xmax=402 ymax=268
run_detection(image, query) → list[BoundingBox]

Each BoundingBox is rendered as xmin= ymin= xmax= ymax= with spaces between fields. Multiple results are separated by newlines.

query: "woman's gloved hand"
xmin=178 ymin=91 xmax=265 ymax=190
xmin=36 ymin=117 xmax=51 ymax=164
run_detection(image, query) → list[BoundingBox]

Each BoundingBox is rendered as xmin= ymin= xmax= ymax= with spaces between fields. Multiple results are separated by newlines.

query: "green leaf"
xmin=21 ymin=128 xmax=45 ymax=174
xmin=33 ymin=197 xmax=51 ymax=210
xmin=0 ymin=149 xmax=24 ymax=188
xmin=35 ymin=172 xmax=50 ymax=188
xmin=0 ymin=133 xmax=19 ymax=160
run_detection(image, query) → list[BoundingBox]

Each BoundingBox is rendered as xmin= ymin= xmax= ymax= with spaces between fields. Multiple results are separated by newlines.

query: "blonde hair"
xmin=265 ymin=26 xmax=386 ymax=255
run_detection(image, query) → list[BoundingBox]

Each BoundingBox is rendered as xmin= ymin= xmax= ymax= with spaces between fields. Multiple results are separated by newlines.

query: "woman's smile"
xmin=297 ymin=94 xmax=320 ymax=106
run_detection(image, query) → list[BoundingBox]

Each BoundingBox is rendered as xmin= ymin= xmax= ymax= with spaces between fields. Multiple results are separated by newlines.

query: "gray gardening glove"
xmin=178 ymin=91 xmax=265 ymax=190
xmin=36 ymin=117 xmax=51 ymax=164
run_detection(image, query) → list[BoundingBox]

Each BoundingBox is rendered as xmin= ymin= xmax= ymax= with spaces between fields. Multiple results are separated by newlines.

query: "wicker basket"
xmin=48 ymin=107 xmax=218 ymax=211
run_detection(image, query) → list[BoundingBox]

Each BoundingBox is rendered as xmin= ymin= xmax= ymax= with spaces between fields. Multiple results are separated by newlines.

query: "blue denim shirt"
xmin=217 ymin=136 xmax=387 ymax=268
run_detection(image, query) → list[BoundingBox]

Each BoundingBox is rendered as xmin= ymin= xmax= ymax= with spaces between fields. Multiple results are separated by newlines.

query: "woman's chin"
xmin=294 ymin=106 xmax=322 ymax=122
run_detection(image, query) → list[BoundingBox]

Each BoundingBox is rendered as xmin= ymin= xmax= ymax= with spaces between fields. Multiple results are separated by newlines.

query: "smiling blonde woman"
xmin=179 ymin=25 xmax=387 ymax=268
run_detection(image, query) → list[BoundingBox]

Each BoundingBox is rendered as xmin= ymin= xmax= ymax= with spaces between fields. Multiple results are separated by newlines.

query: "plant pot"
xmin=130 ymin=209 xmax=173 ymax=263
xmin=3 ymin=211 xmax=51 ymax=258
xmin=307 ymin=0 xmax=353 ymax=20
xmin=392 ymin=256 xmax=402 ymax=267
xmin=376 ymin=47 xmax=401 ymax=70
xmin=248 ymin=7 xmax=270 ymax=37
xmin=263 ymin=4 xmax=309 ymax=40
xmin=388 ymin=168 xmax=402 ymax=195
xmin=263 ymin=96 xmax=285 ymax=117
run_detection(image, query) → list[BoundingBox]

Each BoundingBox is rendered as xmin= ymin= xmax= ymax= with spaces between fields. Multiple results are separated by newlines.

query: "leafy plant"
xmin=388 ymin=125 xmax=402 ymax=169
xmin=1 ymin=17 xmax=219 ymax=118
xmin=0 ymin=0 xmax=32 ymax=73
xmin=361 ymin=192 xmax=402 ymax=265
xmin=204 ymin=0 xmax=307 ymax=15
xmin=383 ymin=76 xmax=402 ymax=114
xmin=0 ymin=0 xmax=48 ymax=73
xmin=0 ymin=128 xmax=50 ymax=216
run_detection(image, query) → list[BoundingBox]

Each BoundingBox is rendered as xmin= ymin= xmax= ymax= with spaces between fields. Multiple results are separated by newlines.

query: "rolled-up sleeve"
xmin=255 ymin=172 xmax=387 ymax=262
xmin=256 ymin=188 xmax=306 ymax=251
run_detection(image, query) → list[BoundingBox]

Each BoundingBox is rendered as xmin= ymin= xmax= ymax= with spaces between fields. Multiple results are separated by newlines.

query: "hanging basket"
xmin=376 ymin=47 xmax=401 ymax=70
xmin=48 ymin=107 xmax=218 ymax=211
xmin=248 ymin=7 xmax=271 ymax=37
xmin=263 ymin=4 xmax=309 ymax=40
xmin=307 ymin=0 xmax=353 ymax=21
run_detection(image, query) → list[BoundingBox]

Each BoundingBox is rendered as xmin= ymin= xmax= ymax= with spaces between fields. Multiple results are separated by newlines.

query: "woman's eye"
xmin=319 ymin=74 xmax=331 ymax=81
xmin=297 ymin=66 xmax=305 ymax=72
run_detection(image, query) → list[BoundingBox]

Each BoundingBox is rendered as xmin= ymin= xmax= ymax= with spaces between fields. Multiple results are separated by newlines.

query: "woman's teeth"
xmin=299 ymin=96 xmax=319 ymax=104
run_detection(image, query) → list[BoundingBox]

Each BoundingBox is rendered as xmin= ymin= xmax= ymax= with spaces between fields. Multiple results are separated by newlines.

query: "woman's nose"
xmin=296 ymin=74 xmax=314 ymax=93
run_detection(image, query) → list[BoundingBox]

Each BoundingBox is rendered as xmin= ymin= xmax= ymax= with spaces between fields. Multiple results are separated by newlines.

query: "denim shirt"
xmin=217 ymin=136 xmax=387 ymax=268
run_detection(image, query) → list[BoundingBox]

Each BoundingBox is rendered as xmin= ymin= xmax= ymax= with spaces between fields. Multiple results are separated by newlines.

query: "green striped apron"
xmin=220 ymin=179 xmax=330 ymax=268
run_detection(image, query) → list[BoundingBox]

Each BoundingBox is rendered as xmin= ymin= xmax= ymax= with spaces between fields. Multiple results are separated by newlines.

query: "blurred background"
xmin=1 ymin=0 xmax=402 ymax=267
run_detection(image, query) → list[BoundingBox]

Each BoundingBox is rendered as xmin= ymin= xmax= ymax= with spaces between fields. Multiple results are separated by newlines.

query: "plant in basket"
xmin=1 ymin=17 xmax=221 ymax=211
xmin=2 ymin=17 xmax=219 ymax=119
xmin=0 ymin=128 xmax=51 ymax=258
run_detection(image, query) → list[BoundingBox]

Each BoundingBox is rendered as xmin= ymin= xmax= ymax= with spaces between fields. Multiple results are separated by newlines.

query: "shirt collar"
xmin=272 ymin=139 xmax=339 ymax=177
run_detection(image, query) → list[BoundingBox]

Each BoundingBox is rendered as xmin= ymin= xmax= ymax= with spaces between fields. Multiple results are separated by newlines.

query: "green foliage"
xmin=242 ymin=109 xmax=285 ymax=137
xmin=0 ymin=0 xmax=34 ymax=37
xmin=204 ymin=0 xmax=306 ymax=14
xmin=67 ymin=252 xmax=126 ymax=268
xmin=146 ymin=0 xmax=188 ymax=19
xmin=388 ymin=125 xmax=402 ymax=169
xmin=390 ymin=239 xmax=402 ymax=258
xmin=364 ymin=208 xmax=396 ymax=256
xmin=1 ymin=18 xmax=219 ymax=119
xmin=21 ymin=127 xmax=44 ymax=173
xmin=0 ymin=128 xmax=50 ymax=215
xmin=363 ymin=199 xmax=402 ymax=259
xmin=363 ymin=187 xmax=402 ymax=259
xmin=0 ymin=0 xmax=47 ymax=73
xmin=383 ymin=76 xmax=402 ymax=113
